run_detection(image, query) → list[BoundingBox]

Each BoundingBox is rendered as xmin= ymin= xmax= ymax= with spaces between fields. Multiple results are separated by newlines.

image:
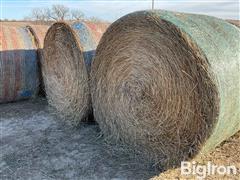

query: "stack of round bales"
xmin=90 ymin=10 xmax=240 ymax=167
xmin=0 ymin=25 xmax=39 ymax=103
xmin=43 ymin=21 xmax=109 ymax=125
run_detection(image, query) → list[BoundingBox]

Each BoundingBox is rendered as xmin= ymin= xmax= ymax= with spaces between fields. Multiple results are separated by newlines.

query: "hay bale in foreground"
xmin=91 ymin=10 xmax=240 ymax=167
xmin=26 ymin=25 xmax=49 ymax=95
xmin=0 ymin=25 xmax=39 ymax=103
xmin=43 ymin=21 xmax=108 ymax=125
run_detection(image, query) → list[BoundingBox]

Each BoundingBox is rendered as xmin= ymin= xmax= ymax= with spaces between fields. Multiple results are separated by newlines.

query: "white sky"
xmin=1 ymin=0 xmax=240 ymax=21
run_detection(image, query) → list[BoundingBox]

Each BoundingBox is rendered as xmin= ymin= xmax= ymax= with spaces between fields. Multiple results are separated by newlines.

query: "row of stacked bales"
xmin=0 ymin=21 xmax=107 ymax=105
xmin=1 ymin=12 xmax=239 ymax=170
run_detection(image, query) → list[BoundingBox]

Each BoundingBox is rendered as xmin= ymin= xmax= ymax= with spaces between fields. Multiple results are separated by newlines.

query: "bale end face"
xmin=43 ymin=22 xmax=91 ymax=125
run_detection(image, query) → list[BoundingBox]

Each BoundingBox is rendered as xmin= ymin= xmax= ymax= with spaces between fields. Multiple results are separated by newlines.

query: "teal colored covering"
xmin=145 ymin=10 xmax=240 ymax=154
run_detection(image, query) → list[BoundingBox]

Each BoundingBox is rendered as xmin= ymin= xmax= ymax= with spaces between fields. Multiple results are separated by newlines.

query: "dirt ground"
xmin=0 ymin=98 xmax=239 ymax=180
xmin=0 ymin=98 xmax=158 ymax=180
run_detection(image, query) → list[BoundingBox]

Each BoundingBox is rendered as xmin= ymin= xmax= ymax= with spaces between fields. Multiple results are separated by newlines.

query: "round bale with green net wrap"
xmin=91 ymin=10 xmax=240 ymax=167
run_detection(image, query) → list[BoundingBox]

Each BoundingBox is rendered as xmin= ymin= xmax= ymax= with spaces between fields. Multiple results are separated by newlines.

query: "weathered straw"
xmin=43 ymin=21 xmax=108 ymax=125
xmin=91 ymin=10 xmax=240 ymax=167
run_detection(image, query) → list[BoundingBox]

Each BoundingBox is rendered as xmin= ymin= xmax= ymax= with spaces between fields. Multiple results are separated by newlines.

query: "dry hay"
xmin=0 ymin=25 xmax=39 ymax=103
xmin=226 ymin=19 xmax=240 ymax=28
xmin=26 ymin=25 xmax=49 ymax=96
xmin=43 ymin=21 xmax=108 ymax=125
xmin=26 ymin=25 xmax=49 ymax=49
xmin=90 ymin=10 xmax=240 ymax=167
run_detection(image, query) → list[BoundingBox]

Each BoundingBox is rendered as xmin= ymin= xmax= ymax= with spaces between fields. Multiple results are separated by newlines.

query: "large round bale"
xmin=26 ymin=25 xmax=49 ymax=95
xmin=91 ymin=10 xmax=240 ymax=166
xmin=43 ymin=21 xmax=108 ymax=125
xmin=0 ymin=25 xmax=39 ymax=103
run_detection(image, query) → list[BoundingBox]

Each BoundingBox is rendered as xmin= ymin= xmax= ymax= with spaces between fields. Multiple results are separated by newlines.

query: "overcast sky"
xmin=1 ymin=0 xmax=239 ymax=21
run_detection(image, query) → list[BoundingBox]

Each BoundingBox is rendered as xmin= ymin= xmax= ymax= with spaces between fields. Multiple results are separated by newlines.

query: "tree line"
xmin=23 ymin=4 xmax=104 ymax=23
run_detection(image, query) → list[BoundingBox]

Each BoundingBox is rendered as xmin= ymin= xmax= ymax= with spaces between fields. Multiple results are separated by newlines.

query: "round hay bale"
xmin=43 ymin=21 xmax=108 ymax=125
xmin=0 ymin=25 xmax=39 ymax=103
xmin=26 ymin=25 xmax=49 ymax=96
xmin=91 ymin=10 xmax=240 ymax=166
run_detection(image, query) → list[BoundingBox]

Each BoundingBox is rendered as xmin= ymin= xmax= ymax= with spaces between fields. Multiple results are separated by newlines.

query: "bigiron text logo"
xmin=181 ymin=161 xmax=237 ymax=179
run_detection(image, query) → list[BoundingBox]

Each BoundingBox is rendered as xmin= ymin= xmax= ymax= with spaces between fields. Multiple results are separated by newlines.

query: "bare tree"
xmin=27 ymin=4 xmax=70 ymax=22
xmin=31 ymin=8 xmax=44 ymax=21
xmin=50 ymin=4 xmax=70 ymax=21
xmin=27 ymin=4 xmax=111 ymax=23
xmin=29 ymin=7 xmax=50 ymax=22
xmin=43 ymin=8 xmax=51 ymax=21
xmin=40 ymin=7 xmax=55 ymax=21
xmin=71 ymin=9 xmax=84 ymax=21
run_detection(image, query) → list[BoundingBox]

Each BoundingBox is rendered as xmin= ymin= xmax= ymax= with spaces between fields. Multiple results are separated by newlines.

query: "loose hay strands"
xmin=90 ymin=10 xmax=240 ymax=167
xmin=26 ymin=25 xmax=49 ymax=95
xmin=0 ymin=25 xmax=39 ymax=103
xmin=43 ymin=21 xmax=108 ymax=125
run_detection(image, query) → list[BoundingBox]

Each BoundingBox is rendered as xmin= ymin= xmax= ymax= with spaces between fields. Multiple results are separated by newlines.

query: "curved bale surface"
xmin=43 ymin=21 xmax=108 ymax=125
xmin=91 ymin=10 xmax=240 ymax=166
xmin=26 ymin=25 xmax=49 ymax=95
xmin=26 ymin=25 xmax=49 ymax=49
xmin=0 ymin=25 xmax=39 ymax=103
